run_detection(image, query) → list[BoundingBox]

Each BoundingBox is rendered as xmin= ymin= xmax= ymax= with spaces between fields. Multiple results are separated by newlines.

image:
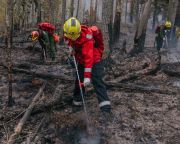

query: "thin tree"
xmin=174 ymin=2 xmax=180 ymax=26
xmin=130 ymin=0 xmax=135 ymax=23
xmin=49 ymin=0 xmax=55 ymax=24
xmin=152 ymin=0 xmax=157 ymax=30
xmin=6 ymin=0 xmax=15 ymax=106
xmin=59 ymin=0 xmax=66 ymax=40
xmin=76 ymin=0 xmax=80 ymax=18
xmin=125 ymin=0 xmax=128 ymax=24
xmin=101 ymin=0 xmax=114 ymax=59
xmin=129 ymin=0 xmax=153 ymax=56
xmin=89 ymin=0 xmax=93 ymax=25
xmin=37 ymin=0 xmax=41 ymax=23
xmin=135 ymin=0 xmax=140 ymax=24
xmin=113 ymin=0 xmax=121 ymax=43
xmin=94 ymin=0 xmax=98 ymax=23
xmin=70 ymin=0 xmax=74 ymax=17
xmin=61 ymin=0 xmax=66 ymax=23
xmin=167 ymin=0 xmax=179 ymax=47
xmin=167 ymin=0 xmax=179 ymax=25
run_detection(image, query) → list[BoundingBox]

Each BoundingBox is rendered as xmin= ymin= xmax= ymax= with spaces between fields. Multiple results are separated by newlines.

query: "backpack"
xmin=38 ymin=22 xmax=55 ymax=35
xmin=90 ymin=26 xmax=104 ymax=54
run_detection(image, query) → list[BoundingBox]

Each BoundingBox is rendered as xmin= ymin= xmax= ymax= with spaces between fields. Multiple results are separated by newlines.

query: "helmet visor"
xmin=32 ymin=35 xmax=38 ymax=41
xmin=65 ymin=32 xmax=80 ymax=41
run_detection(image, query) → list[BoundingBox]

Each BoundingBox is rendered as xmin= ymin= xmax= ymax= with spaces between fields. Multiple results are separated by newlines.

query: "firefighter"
xmin=173 ymin=26 xmax=180 ymax=47
xmin=63 ymin=17 xmax=111 ymax=114
xmin=31 ymin=22 xmax=59 ymax=61
xmin=155 ymin=20 xmax=172 ymax=52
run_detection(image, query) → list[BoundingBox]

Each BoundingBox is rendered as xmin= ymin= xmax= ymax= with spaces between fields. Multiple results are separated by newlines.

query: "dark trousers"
xmin=156 ymin=36 xmax=163 ymax=51
xmin=73 ymin=61 xmax=111 ymax=111
xmin=39 ymin=30 xmax=55 ymax=60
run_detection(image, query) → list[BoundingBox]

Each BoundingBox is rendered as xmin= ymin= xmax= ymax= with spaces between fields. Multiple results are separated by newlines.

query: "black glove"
xmin=66 ymin=56 xmax=75 ymax=68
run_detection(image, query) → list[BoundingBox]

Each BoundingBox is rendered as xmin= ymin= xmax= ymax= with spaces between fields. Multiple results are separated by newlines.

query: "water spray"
xmin=70 ymin=47 xmax=92 ymax=134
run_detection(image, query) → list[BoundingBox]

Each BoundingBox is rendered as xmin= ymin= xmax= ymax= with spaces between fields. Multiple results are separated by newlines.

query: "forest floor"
xmin=0 ymin=26 xmax=180 ymax=144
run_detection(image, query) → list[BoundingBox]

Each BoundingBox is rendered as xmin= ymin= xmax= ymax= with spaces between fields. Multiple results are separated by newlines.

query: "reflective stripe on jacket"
xmin=64 ymin=25 xmax=104 ymax=78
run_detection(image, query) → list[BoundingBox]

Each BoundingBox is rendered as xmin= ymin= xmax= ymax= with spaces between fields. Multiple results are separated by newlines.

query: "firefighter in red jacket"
xmin=31 ymin=22 xmax=59 ymax=61
xmin=63 ymin=17 xmax=111 ymax=114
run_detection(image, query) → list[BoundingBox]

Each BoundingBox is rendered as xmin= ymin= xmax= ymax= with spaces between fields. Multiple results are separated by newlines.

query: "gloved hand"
xmin=83 ymin=78 xmax=91 ymax=87
xmin=69 ymin=46 xmax=75 ymax=56
xmin=66 ymin=56 xmax=75 ymax=68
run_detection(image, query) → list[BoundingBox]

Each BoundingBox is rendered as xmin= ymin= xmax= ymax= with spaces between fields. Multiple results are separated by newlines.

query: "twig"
xmin=29 ymin=115 xmax=46 ymax=142
xmin=0 ymin=109 xmax=26 ymax=126
xmin=3 ymin=123 xmax=9 ymax=142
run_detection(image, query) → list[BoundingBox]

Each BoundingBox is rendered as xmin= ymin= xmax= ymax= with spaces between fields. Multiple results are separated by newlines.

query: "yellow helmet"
xmin=164 ymin=20 xmax=171 ymax=28
xmin=63 ymin=17 xmax=81 ymax=41
xmin=31 ymin=31 xmax=39 ymax=41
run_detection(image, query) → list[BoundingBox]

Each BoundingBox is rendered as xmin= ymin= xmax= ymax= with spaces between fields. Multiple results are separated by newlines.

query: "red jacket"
xmin=64 ymin=25 xmax=104 ymax=78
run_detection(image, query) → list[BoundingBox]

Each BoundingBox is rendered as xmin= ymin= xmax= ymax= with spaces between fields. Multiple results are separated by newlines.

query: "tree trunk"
xmin=167 ymin=0 xmax=179 ymax=47
xmin=94 ymin=0 xmax=98 ymax=22
xmin=129 ymin=0 xmax=152 ymax=56
xmin=113 ymin=0 xmax=121 ymax=43
xmin=130 ymin=0 xmax=135 ymax=23
xmin=89 ymin=0 xmax=94 ymax=25
xmin=6 ymin=0 xmax=15 ymax=107
xmin=61 ymin=0 xmax=66 ymax=23
xmin=60 ymin=0 xmax=66 ymax=36
xmin=167 ymin=0 xmax=179 ymax=26
xmin=37 ymin=1 xmax=41 ymax=23
xmin=152 ymin=0 xmax=157 ymax=30
xmin=100 ymin=0 xmax=113 ymax=59
xmin=125 ymin=0 xmax=128 ymax=24
xmin=70 ymin=0 xmax=74 ymax=17
xmin=135 ymin=0 xmax=140 ymax=24
xmin=49 ymin=0 xmax=55 ymax=24
xmin=76 ymin=0 xmax=80 ymax=18
xmin=174 ymin=2 xmax=180 ymax=26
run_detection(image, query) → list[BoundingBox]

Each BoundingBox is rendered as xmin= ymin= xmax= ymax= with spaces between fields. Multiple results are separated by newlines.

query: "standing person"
xmin=31 ymin=22 xmax=59 ymax=61
xmin=155 ymin=20 xmax=172 ymax=52
xmin=173 ymin=26 xmax=180 ymax=47
xmin=63 ymin=17 xmax=111 ymax=115
xmin=155 ymin=20 xmax=172 ymax=64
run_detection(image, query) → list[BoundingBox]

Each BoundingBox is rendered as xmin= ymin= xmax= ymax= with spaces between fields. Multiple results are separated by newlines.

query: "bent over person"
xmin=31 ymin=22 xmax=59 ymax=61
xmin=63 ymin=17 xmax=111 ymax=114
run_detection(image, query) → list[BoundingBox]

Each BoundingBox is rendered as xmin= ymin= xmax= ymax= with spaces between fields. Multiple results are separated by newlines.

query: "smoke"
xmin=75 ymin=127 xmax=101 ymax=144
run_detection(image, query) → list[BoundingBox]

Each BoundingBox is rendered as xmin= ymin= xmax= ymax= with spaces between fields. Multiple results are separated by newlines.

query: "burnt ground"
xmin=0 ymin=28 xmax=180 ymax=144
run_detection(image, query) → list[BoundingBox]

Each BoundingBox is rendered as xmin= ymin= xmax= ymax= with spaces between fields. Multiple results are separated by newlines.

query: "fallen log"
xmin=109 ymin=63 xmax=160 ymax=83
xmin=162 ymin=63 xmax=180 ymax=78
xmin=7 ymin=82 xmax=46 ymax=144
xmin=0 ymin=85 xmax=73 ymax=122
xmin=163 ymin=69 xmax=180 ymax=78
xmin=1 ymin=64 xmax=73 ymax=81
xmin=106 ymin=82 xmax=180 ymax=95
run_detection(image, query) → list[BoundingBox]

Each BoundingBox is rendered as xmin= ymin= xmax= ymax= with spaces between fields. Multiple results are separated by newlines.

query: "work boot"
xmin=100 ymin=105 xmax=111 ymax=113
xmin=72 ymin=100 xmax=83 ymax=113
